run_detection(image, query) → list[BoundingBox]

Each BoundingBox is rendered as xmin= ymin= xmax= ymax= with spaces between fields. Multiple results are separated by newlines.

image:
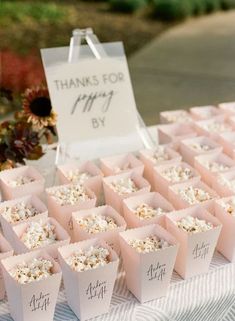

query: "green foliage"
xmin=0 ymin=1 xmax=65 ymax=23
xmin=191 ymin=0 xmax=207 ymax=15
xmin=204 ymin=0 xmax=221 ymax=12
xmin=152 ymin=0 xmax=193 ymax=21
xmin=110 ymin=0 xmax=147 ymax=13
xmin=220 ymin=0 xmax=235 ymax=9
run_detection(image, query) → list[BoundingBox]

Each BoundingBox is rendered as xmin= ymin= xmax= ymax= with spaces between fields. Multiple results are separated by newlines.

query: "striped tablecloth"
xmin=0 ymin=252 xmax=234 ymax=321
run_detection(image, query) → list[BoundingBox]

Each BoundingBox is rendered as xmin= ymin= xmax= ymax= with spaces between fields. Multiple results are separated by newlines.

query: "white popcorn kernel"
xmin=66 ymin=170 xmax=92 ymax=184
xmin=163 ymin=111 xmax=191 ymax=123
xmin=8 ymin=175 xmax=35 ymax=187
xmin=147 ymin=146 xmax=170 ymax=163
xmin=113 ymin=161 xmax=132 ymax=174
xmin=21 ymin=220 xmax=57 ymax=250
xmin=201 ymin=121 xmax=232 ymax=133
xmin=161 ymin=165 xmax=194 ymax=182
xmin=202 ymin=160 xmax=229 ymax=173
xmin=128 ymin=235 xmax=170 ymax=253
xmin=109 ymin=178 xmax=139 ymax=195
xmin=218 ymin=175 xmax=235 ymax=191
xmin=189 ymin=142 xmax=212 ymax=152
xmin=49 ymin=184 xmax=90 ymax=206
xmin=0 ymin=202 xmax=40 ymax=223
xmin=178 ymin=186 xmax=212 ymax=205
xmin=65 ymin=246 xmax=110 ymax=272
xmin=177 ymin=216 xmax=213 ymax=233
xmin=134 ymin=203 xmax=164 ymax=220
xmin=76 ymin=214 xmax=118 ymax=234
xmin=220 ymin=198 xmax=235 ymax=216
xmin=9 ymin=257 xmax=53 ymax=284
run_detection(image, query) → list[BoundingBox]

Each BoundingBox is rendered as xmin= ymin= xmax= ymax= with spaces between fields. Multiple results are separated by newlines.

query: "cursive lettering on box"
xmin=147 ymin=262 xmax=166 ymax=281
xmin=86 ymin=280 xmax=107 ymax=300
xmin=29 ymin=292 xmax=50 ymax=312
xmin=193 ymin=242 xmax=210 ymax=260
xmin=71 ymin=90 xmax=116 ymax=115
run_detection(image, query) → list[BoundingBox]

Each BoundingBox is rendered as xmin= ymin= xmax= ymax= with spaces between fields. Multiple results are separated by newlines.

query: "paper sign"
xmin=41 ymin=43 xmax=138 ymax=144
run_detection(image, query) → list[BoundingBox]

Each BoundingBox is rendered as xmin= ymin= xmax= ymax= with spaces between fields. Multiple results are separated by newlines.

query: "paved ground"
xmin=129 ymin=11 xmax=235 ymax=125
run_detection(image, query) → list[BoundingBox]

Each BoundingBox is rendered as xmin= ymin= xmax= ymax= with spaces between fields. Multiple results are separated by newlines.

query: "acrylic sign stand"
xmin=53 ymin=28 xmax=156 ymax=165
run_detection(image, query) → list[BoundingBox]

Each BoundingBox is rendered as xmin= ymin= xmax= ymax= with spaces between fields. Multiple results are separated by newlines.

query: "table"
xmin=0 ymin=252 xmax=234 ymax=321
xmin=0 ymin=127 xmax=235 ymax=321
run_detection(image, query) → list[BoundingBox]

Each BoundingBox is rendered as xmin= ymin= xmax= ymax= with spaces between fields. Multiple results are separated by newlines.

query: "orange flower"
xmin=22 ymin=86 xmax=57 ymax=129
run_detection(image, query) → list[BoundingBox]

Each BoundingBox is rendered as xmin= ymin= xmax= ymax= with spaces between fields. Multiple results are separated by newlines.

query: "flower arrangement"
xmin=0 ymin=85 xmax=57 ymax=171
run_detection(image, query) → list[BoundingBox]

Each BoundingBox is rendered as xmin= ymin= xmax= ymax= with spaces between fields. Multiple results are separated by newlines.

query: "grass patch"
xmin=0 ymin=1 xmax=66 ymax=23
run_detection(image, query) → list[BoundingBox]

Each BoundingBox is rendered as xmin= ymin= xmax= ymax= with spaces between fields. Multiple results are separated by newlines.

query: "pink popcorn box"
xmin=157 ymin=123 xmax=197 ymax=147
xmin=193 ymin=119 xmax=233 ymax=140
xmin=56 ymin=160 xmax=103 ymax=199
xmin=214 ymin=197 xmax=235 ymax=262
xmin=211 ymin=169 xmax=235 ymax=197
xmin=1 ymin=249 xmax=62 ymax=321
xmin=218 ymin=132 xmax=235 ymax=158
xmin=218 ymin=101 xmax=235 ymax=116
xmin=159 ymin=109 xmax=193 ymax=124
xmin=72 ymin=205 xmax=126 ymax=253
xmin=0 ymin=233 xmax=13 ymax=300
xmin=165 ymin=206 xmax=222 ymax=279
xmin=103 ymin=172 xmax=151 ymax=214
xmin=0 ymin=166 xmax=45 ymax=201
xmin=179 ymin=136 xmax=222 ymax=166
xmin=46 ymin=184 xmax=96 ymax=237
xmin=152 ymin=161 xmax=200 ymax=199
xmin=123 ymin=192 xmax=174 ymax=229
xmin=168 ymin=180 xmax=218 ymax=212
xmin=194 ymin=152 xmax=235 ymax=187
xmin=139 ymin=146 xmax=181 ymax=187
xmin=119 ymin=224 xmax=179 ymax=303
xmin=0 ymin=195 xmax=48 ymax=246
xmin=11 ymin=217 xmax=70 ymax=259
xmin=190 ymin=105 xmax=225 ymax=120
xmin=58 ymin=238 xmax=119 ymax=321
xmin=100 ymin=152 xmax=144 ymax=177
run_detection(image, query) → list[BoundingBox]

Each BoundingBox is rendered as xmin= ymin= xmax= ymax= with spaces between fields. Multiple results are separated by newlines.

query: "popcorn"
xmin=21 ymin=221 xmax=57 ymax=250
xmin=201 ymin=121 xmax=232 ymax=133
xmin=65 ymin=246 xmax=110 ymax=272
xmin=134 ymin=203 xmax=164 ymax=220
xmin=202 ymin=161 xmax=229 ymax=173
xmin=147 ymin=146 xmax=170 ymax=163
xmin=177 ymin=216 xmax=213 ymax=233
xmin=109 ymin=178 xmax=139 ymax=195
xmin=220 ymin=198 xmax=235 ymax=216
xmin=65 ymin=170 xmax=92 ymax=184
xmin=163 ymin=111 xmax=191 ymax=123
xmin=8 ymin=175 xmax=35 ymax=187
xmin=49 ymin=184 xmax=90 ymax=205
xmin=0 ymin=202 xmax=40 ymax=223
xmin=161 ymin=165 xmax=194 ymax=182
xmin=128 ymin=235 xmax=170 ymax=253
xmin=76 ymin=214 xmax=118 ymax=233
xmin=9 ymin=257 xmax=53 ymax=284
xmin=178 ymin=186 xmax=212 ymax=204
xmin=197 ymin=108 xmax=216 ymax=118
xmin=218 ymin=176 xmax=235 ymax=191
xmin=189 ymin=142 xmax=212 ymax=152
xmin=113 ymin=162 xmax=132 ymax=174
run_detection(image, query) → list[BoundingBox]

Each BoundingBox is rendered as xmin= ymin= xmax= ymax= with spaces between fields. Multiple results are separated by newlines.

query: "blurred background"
xmin=1 ymin=0 xmax=235 ymax=125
